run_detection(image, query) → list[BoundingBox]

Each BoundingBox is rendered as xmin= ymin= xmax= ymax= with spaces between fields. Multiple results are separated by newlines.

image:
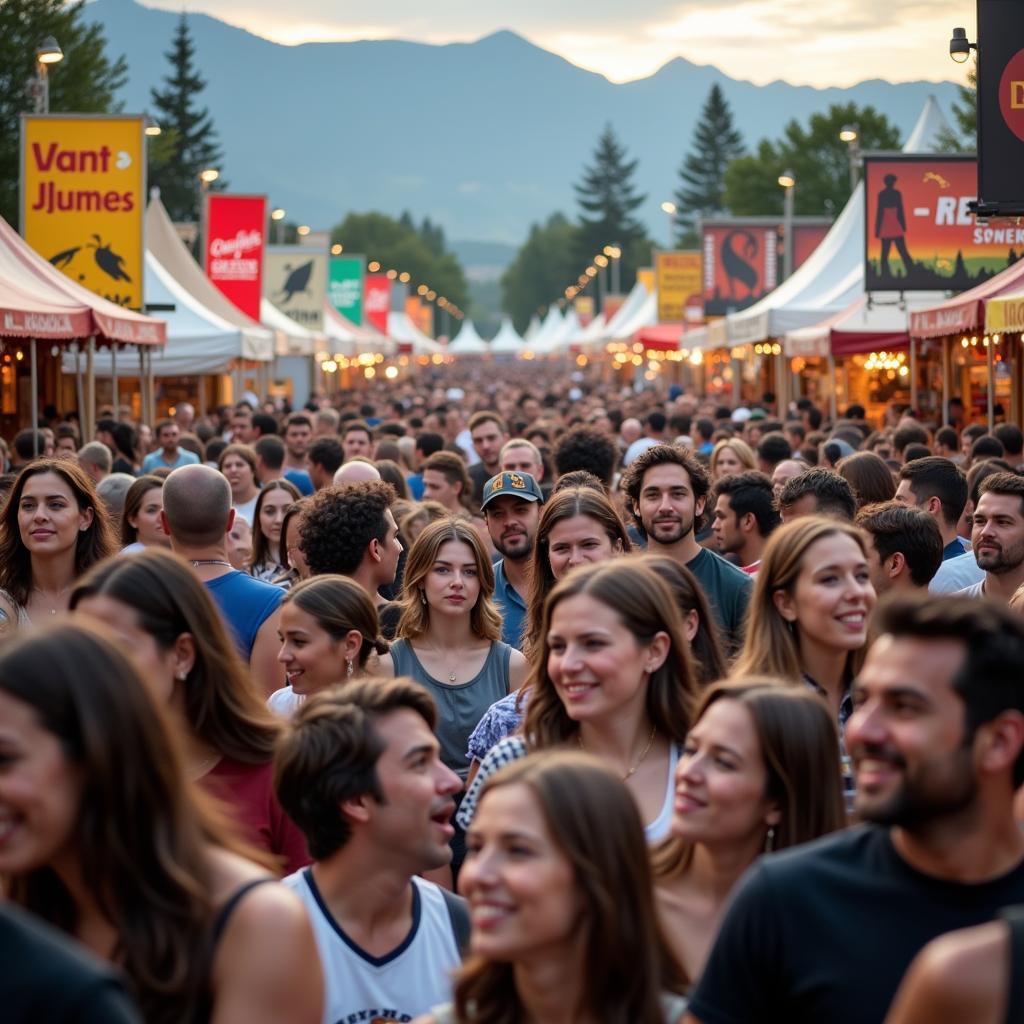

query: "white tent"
xmin=525 ymin=306 xmax=564 ymax=352
xmin=448 ymin=319 xmax=489 ymax=354
xmin=490 ymin=316 xmax=525 ymax=354
xmin=323 ymin=304 xmax=395 ymax=357
xmin=715 ymin=95 xmax=952 ymax=347
xmin=574 ymin=311 xmax=609 ymax=352
xmin=523 ymin=314 xmax=542 ymax=343
xmin=599 ymin=281 xmax=652 ymax=341
xmin=538 ymin=309 xmax=581 ymax=353
xmin=65 ymin=252 xmax=251 ymax=377
xmin=260 ymin=297 xmax=321 ymax=357
xmin=388 ymin=310 xmax=444 ymax=355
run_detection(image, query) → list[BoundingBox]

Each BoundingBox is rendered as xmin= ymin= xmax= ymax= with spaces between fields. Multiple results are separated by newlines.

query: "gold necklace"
xmin=578 ymin=725 xmax=658 ymax=781
xmin=423 ymin=642 xmax=462 ymax=683
xmin=32 ymin=584 xmax=70 ymax=616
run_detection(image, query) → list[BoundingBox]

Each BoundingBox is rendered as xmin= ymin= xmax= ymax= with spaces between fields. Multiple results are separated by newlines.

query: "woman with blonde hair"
xmin=710 ymin=438 xmax=757 ymax=483
xmin=654 ymin=678 xmax=846 ymax=981
xmin=459 ymin=559 xmax=697 ymax=847
xmin=269 ymin=574 xmax=388 ymax=716
xmin=731 ymin=516 xmax=876 ymax=810
xmin=416 ymin=751 xmax=689 ymax=1024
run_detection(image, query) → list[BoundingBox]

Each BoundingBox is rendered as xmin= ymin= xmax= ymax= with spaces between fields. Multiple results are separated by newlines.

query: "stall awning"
xmin=909 ymin=258 xmax=1024 ymax=339
xmin=635 ymin=323 xmax=684 ymax=350
xmin=985 ymin=290 xmax=1024 ymax=334
xmin=0 ymin=214 xmax=165 ymax=344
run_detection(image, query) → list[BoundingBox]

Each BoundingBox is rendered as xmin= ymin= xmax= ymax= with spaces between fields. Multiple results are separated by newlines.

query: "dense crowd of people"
xmin=2 ymin=366 xmax=1024 ymax=1023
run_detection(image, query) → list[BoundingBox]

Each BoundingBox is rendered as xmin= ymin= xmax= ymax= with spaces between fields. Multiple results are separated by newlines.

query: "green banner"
xmin=328 ymin=256 xmax=364 ymax=326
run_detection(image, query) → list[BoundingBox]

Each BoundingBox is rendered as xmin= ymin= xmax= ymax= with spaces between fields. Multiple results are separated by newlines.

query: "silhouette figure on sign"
xmin=276 ymin=261 xmax=314 ymax=305
xmin=88 ymin=235 xmax=132 ymax=282
xmin=874 ymin=175 xmax=915 ymax=278
xmin=49 ymin=245 xmax=81 ymax=269
xmin=721 ymin=230 xmax=759 ymax=299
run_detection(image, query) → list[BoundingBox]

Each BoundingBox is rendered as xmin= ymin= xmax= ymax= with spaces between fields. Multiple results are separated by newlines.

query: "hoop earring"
xmin=764 ymin=826 xmax=776 ymax=853
xmin=346 ymin=658 xmax=354 ymax=678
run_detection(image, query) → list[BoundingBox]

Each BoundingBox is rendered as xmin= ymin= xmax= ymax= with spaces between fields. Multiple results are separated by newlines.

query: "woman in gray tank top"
xmin=380 ymin=518 xmax=529 ymax=781
xmin=414 ymin=751 xmax=689 ymax=1024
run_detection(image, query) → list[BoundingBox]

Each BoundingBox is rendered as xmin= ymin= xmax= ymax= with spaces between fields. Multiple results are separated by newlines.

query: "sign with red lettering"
xmin=864 ymin=155 xmax=1021 ymax=291
xmin=204 ymin=194 xmax=266 ymax=320
xmin=363 ymin=274 xmax=390 ymax=334
xmin=21 ymin=114 xmax=144 ymax=309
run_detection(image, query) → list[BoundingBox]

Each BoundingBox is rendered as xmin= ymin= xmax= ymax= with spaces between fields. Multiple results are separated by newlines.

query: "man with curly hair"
xmin=552 ymin=425 xmax=617 ymax=490
xmin=622 ymin=444 xmax=751 ymax=646
xmin=299 ymin=481 xmax=404 ymax=637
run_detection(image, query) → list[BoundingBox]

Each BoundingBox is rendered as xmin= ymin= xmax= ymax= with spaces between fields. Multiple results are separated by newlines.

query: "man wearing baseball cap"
xmin=481 ymin=471 xmax=544 ymax=650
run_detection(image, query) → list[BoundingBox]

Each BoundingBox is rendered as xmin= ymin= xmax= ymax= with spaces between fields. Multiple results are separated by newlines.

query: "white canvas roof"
xmin=539 ymin=309 xmax=581 ymax=353
xmin=448 ymin=318 xmax=489 ymax=354
xmin=490 ymin=316 xmax=525 ymax=353
xmin=388 ymin=311 xmax=443 ymax=355
xmin=600 ymin=281 xmax=653 ymax=341
xmin=260 ymin=297 xmax=321 ymax=357
xmin=523 ymin=314 xmax=542 ymax=343
xmin=526 ymin=306 xmax=564 ymax=351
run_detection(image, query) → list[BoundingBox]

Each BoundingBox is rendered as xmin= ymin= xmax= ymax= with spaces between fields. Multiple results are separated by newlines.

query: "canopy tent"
xmin=712 ymin=95 xmax=952 ymax=348
xmin=448 ymin=319 xmax=489 ymax=354
xmin=985 ymin=289 xmax=1024 ymax=334
xmin=65 ymin=252 xmax=252 ymax=377
xmin=538 ymin=309 xmax=581 ymax=353
xmin=0 ymin=214 xmax=165 ymax=345
xmin=909 ymin=257 xmax=1024 ymax=338
xmin=525 ymin=306 xmax=564 ymax=352
xmin=260 ymin=298 xmax=321 ymax=357
xmin=490 ymin=316 xmax=525 ymax=354
xmin=636 ymin=322 xmax=685 ymax=351
xmin=145 ymin=194 xmax=273 ymax=361
xmin=573 ymin=311 xmax=609 ymax=352
xmin=523 ymin=314 xmax=542 ymax=344
xmin=388 ymin=310 xmax=443 ymax=355
xmin=598 ymin=281 xmax=652 ymax=342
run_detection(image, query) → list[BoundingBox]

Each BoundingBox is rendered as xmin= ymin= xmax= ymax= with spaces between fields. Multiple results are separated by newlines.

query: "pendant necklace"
xmin=578 ymin=725 xmax=658 ymax=781
xmin=32 ymin=584 xmax=70 ymax=616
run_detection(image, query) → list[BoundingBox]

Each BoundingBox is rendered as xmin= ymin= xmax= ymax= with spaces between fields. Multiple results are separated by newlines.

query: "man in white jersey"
xmin=274 ymin=677 xmax=467 ymax=1024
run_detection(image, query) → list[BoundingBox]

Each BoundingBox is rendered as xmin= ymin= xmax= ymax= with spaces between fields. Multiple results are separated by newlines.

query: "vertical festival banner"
xmin=263 ymin=245 xmax=327 ymax=330
xmin=328 ymin=256 xmax=365 ymax=325
xmin=863 ymin=155 xmax=1021 ymax=291
xmin=363 ymin=273 xmax=390 ymax=334
xmin=655 ymin=251 xmax=702 ymax=323
xmin=21 ymin=114 xmax=145 ymax=308
xmin=204 ymin=194 xmax=266 ymax=320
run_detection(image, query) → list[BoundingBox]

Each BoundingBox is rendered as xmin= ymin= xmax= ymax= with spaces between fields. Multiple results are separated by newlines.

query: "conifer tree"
xmin=573 ymin=123 xmax=648 ymax=290
xmin=674 ymin=84 xmax=745 ymax=246
xmin=149 ymin=14 xmax=225 ymax=223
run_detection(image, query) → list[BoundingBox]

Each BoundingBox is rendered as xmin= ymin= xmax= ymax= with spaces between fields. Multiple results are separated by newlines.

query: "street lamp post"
xmin=30 ymin=36 xmax=64 ymax=114
xmin=778 ymin=170 xmax=796 ymax=281
xmin=271 ymin=207 xmax=286 ymax=244
xmin=660 ymin=201 xmax=677 ymax=247
xmin=196 ymin=167 xmax=219 ymax=259
xmin=839 ymin=124 xmax=861 ymax=192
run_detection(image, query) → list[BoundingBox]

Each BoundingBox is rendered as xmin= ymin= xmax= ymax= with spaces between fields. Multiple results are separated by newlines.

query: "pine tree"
xmin=674 ymin=84 xmax=745 ymax=246
xmin=936 ymin=59 xmax=976 ymax=153
xmin=149 ymin=14 xmax=225 ymax=223
xmin=573 ymin=123 xmax=648 ymax=290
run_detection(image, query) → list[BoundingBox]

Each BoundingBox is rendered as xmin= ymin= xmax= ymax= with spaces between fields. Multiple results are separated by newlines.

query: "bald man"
xmin=333 ymin=458 xmax=382 ymax=486
xmin=161 ymin=465 xmax=283 ymax=695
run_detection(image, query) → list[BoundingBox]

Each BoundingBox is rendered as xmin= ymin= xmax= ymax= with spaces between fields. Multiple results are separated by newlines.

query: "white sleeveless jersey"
xmin=283 ymin=868 xmax=461 ymax=1024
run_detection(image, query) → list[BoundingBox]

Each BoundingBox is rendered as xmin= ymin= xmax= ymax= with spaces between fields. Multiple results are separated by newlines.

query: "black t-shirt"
xmin=689 ymin=825 xmax=1024 ymax=1024
xmin=685 ymin=547 xmax=751 ymax=647
xmin=0 ymin=903 xmax=141 ymax=1023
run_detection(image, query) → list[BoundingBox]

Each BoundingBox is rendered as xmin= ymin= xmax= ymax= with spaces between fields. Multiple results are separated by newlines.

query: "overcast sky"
xmin=147 ymin=0 xmax=973 ymax=87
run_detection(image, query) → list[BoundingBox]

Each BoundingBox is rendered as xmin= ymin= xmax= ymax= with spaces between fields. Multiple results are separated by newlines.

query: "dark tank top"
xmin=1004 ymin=906 xmax=1024 ymax=1024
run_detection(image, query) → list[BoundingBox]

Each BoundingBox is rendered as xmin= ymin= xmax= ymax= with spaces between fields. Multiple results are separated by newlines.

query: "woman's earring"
xmin=420 ymin=590 xmax=427 ymax=605
xmin=764 ymin=826 xmax=776 ymax=853
xmin=346 ymin=658 xmax=354 ymax=678
xmin=175 ymin=670 xmax=187 ymax=682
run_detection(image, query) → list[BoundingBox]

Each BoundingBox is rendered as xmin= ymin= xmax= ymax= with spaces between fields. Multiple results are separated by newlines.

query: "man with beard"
xmin=481 ymin=471 xmax=543 ymax=649
xmin=686 ymin=594 xmax=1024 ymax=1024
xmin=622 ymin=444 xmax=751 ymax=645
xmin=959 ymin=473 xmax=1024 ymax=603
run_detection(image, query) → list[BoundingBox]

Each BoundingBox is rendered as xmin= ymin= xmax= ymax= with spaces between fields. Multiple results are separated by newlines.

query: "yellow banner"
xmin=637 ymin=267 xmax=655 ymax=293
xmin=656 ymin=251 xmax=701 ymax=322
xmin=22 ymin=115 xmax=145 ymax=310
xmin=985 ymin=293 xmax=1024 ymax=334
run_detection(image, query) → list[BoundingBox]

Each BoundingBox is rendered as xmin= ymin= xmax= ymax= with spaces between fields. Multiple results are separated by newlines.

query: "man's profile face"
xmin=711 ymin=493 xmax=742 ymax=555
xmin=972 ymin=491 xmax=1024 ymax=576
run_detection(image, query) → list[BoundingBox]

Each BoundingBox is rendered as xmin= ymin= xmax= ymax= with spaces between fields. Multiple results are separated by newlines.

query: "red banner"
xmin=364 ymin=273 xmax=390 ymax=334
xmin=204 ymin=194 xmax=266 ymax=319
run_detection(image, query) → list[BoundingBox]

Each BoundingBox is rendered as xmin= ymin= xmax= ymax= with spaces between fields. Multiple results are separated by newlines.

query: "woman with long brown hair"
xmin=653 ymin=679 xmax=846 ymax=981
xmin=459 ymin=559 xmax=697 ymax=847
xmin=0 ymin=621 xmax=322 ymax=1024
xmin=218 ymin=443 xmax=261 ymax=526
xmin=731 ymin=516 xmax=877 ymax=811
xmin=523 ymin=485 xmax=631 ymax=654
xmin=0 ymin=458 xmax=116 ymax=630
xmin=70 ymin=548 xmax=309 ymax=874
xmin=416 ymin=751 xmax=689 ymax=1024
xmin=120 ymin=474 xmax=170 ymax=553
xmin=249 ymin=479 xmax=301 ymax=582
xmin=837 ymin=450 xmax=897 ymax=508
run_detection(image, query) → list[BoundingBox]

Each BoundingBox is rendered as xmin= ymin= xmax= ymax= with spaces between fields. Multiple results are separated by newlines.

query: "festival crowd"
xmin=2 ymin=363 xmax=1024 ymax=1024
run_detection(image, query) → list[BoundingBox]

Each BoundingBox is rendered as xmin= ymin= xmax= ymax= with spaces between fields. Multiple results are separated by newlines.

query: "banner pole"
xmin=30 ymin=339 xmax=39 ymax=456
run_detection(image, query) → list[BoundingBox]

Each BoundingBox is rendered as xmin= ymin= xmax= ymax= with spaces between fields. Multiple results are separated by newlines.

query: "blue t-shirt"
xmin=141 ymin=448 xmax=199 ymax=473
xmin=204 ymin=571 xmax=284 ymax=659
xmin=407 ymin=473 xmax=425 ymax=500
xmin=492 ymin=559 xmax=527 ymax=650
xmin=942 ymin=536 xmax=971 ymax=561
xmin=283 ymin=469 xmax=314 ymax=496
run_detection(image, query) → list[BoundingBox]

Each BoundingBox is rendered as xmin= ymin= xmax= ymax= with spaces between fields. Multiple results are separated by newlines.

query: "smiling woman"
xmin=0 ymin=459 xmax=116 ymax=630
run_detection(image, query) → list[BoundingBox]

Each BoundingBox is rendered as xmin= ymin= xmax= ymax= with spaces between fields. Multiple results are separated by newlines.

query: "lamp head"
xmin=271 ymin=207 xmax=286 ymax=220
xmin=36 ymin=37 xmax=63 ymax=65
xmin=199 ymin=168 xmax=219 ymax=183
xmin=296 ymin=225 xmax=310 ymax=236
xmin=778 ymin=170 xmax=796 ymax=189
xmin=144 ymin=117 xmax=161 ymax=137
xmin=839 ymin=125 xmax=858 ymax=143
xmin=949 ymin=27 xmax=972 ymax=63
xmin=661 ymin=200 xmax=677 ymax=214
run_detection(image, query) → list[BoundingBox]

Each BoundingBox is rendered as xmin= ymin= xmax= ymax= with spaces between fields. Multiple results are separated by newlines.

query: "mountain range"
xmin=83 ymin=0 xmax=961 ymax=246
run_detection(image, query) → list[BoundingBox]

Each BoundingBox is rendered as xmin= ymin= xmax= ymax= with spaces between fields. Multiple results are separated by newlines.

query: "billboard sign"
xmin=21 ymin=114 xmax=145 ymax=309
xmin=656 ymin=250 xmax=702 ymax=322
xmin=864 ymin=155 xmax=1022 ymax=291
xmin=327 ymin=256 xmax=364 ymax=325
xmin=364 ymin=273 xmax=390 ymax=334
xmin=264 ymin=245 xmax=327 ymax=330
xmin=204 ymin=194 xmax=266 ymax=320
